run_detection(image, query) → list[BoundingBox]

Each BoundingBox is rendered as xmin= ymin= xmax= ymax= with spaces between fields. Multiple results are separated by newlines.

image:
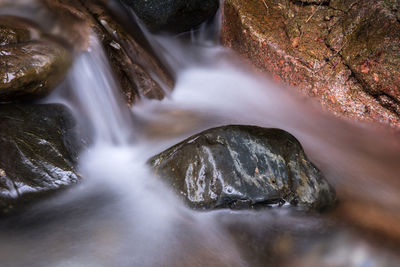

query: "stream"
xmin=0 ymin=1 xmax=400 ymax=266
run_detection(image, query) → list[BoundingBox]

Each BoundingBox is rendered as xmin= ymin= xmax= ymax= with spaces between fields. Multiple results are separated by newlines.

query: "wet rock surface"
xmin=43 ymin=0 xmax=174 ymax=106
xmin=85 ymin=1 xmax=173 ymax=103
xmin=0 ymin=16 xmax=71 ymax=102
xmin=150 ymin=125 xmax=335 ymax=210
xmin=120 ymin=0 xmax=219 ymax=33
xmin=222 ymin=0 xmax=400 ymax=127
xmin=0 ymin=104 xmax=81 ymax=215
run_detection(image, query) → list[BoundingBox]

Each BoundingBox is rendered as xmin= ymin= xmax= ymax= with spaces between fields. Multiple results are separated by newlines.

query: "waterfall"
xmin=68 ymin=35 xmax=133 ymax=145
xmin=40 ymin=30 xmax=245 ymax=266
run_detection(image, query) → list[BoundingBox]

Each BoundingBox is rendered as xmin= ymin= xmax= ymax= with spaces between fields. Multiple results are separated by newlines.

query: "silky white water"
xmin=0 ymin=1 xmax=400 ymax=266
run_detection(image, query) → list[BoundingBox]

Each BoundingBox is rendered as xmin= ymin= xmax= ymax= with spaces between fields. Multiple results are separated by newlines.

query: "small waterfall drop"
xmin=41 ymin=30 xmax=245 ymax=266
xmin=67 ymin=35 xmax=133 ymax=145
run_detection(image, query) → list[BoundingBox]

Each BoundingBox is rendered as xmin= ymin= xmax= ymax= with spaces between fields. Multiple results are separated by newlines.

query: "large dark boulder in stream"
xmin=0 ymin=104 xmax=81 ymax=215
xmin=222 ymin=0 xmax=400 ymax=128
xmin=150 ymin=125 xmax=335 ymax=210
xmin=0 ymin=16 xmax=71 ymax=102
xmin=121 ymin=0 xmax=219 ymax=33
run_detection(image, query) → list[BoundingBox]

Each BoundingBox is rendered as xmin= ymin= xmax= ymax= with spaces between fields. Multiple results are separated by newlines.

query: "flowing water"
xmin=1 ymin=1 xmax=400 ymax=266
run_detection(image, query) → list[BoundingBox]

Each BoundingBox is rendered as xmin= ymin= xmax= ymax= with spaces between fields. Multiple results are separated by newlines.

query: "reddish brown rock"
xmin=222 ymin=0 xmax=400 ymax=242
xmin=330 ymin=0 xmax=400 ymax=116
xmin=222 ymin=0 xmax=400 ymax=128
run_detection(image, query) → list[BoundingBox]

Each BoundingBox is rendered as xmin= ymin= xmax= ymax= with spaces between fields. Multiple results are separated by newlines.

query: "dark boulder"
xmin=0 ymin=104 xmax=81 ymax=215
xmin=121 ymin=0 xmax=219 ymax=33
xmin=150 ymin=125 xmax=335 ymax=210
xmin=0 ymin=16 xmax=71 ymax=102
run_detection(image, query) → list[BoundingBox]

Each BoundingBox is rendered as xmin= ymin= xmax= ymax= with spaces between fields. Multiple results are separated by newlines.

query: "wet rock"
xmin=150 ymin=125 xmax=335 ymax=210
xmin=43 ymin=0 xmax=174 ymax=105
xmin=121 ymin=0 xmax=219 ymax=33
xmin=0 ymin=16 xmax=32 ymax=45
xmin=0 ymin=16 xmax=71 ymax=102
xmin=222 ymin=0 xmax=400 ymax=128
xmin=0 ymin=104 xmax=81 ymax=215
xmin=84 ymin=2 xmax=173 ymax=104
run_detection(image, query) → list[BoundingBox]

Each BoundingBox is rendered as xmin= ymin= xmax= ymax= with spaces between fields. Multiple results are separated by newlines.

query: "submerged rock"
xmin=150 ymin=125 xmax=335 ymax=210
xmin=121 ymin=0 xmax=219 ymax=33
xmin=0 ymin=16 xmax=71 ymax=102
xmin=0 ymin=104 xmax=81 ymax=214
xmin=222 ymin=0 xmax=400 ymax=127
